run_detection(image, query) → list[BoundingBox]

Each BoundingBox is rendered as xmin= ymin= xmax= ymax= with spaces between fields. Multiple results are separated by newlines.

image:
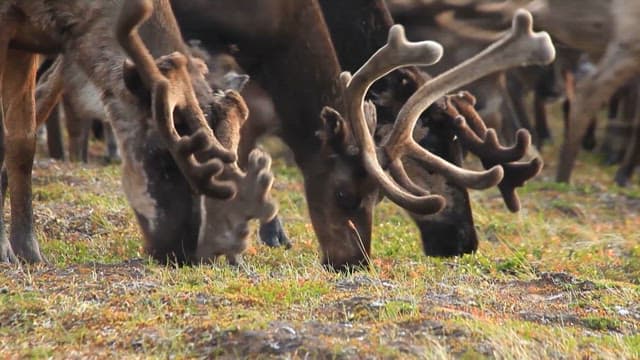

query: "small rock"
xmin=615 ymin=306 xmax=630 ymax=317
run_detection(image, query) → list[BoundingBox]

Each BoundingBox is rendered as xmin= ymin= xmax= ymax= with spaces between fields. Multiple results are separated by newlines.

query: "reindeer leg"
xmin=506 ymin=73 xmax=534 ymax=138
xmin=45 ymin=108 xmax=65 ymax=160
xmin=0 ymin=33 xmax=16 ymax=262
xmin=615 ymin=90 xmax=640 ymax=186
xmin=557 ymin=44 xmax=640 ymax=182
xmin=0 ymin=103 xmax=16 ymax=262
xmin=259 ymin=217 xmax=291 ymax=249
xmin=581 ymin=117 xmax=597 ymax=151
xmin=600 ymin=87 xmax=625 ymax=164
xmin=533 ymin=88 xmax=551 ymax=148
xmin=34 ymin=56 xmax=65 ymax=160
xmin=63 ymin=95 xmax=90 ymax=163
xmin=103 ymin=121 xmax=121 ymax=163
xmin=3 ymin=50 xmax=43 ymax=263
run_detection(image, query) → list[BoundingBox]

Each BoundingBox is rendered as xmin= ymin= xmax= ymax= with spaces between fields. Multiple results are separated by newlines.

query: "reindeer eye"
xmin=335 ymin=190 xmax=360 ymax=211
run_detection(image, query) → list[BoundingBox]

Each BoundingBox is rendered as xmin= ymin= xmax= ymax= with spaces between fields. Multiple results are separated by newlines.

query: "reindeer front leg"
xmin=0 ymin=35 xmax=16 ymax=262
xmin=2 ymin=50 xmax=43 ymax=263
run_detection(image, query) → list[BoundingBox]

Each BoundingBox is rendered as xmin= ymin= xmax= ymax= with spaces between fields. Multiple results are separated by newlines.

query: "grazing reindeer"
xmin=173 ymin=0 xmax=554 ymax=269
xmin=35 ymin=49 xmax=274 ymax=265
xmin=320 ymin=0 xmax=485 ymax=255
xmin=0 ymin=0 xmax=251 ymax=264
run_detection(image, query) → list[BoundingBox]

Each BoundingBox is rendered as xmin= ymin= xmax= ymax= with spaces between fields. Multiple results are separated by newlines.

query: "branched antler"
xmin=241 ymin=149 xmax=278 ymax=222
xmin=444 ymin=92 xmax=543 ymax=212
xmin=340 ymin=9 xmax=554 ymax=215
xmin=116 ymin=0 xmax=236 ymax=199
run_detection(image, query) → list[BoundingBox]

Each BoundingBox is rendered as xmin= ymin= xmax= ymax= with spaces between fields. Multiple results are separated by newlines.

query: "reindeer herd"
xmin=0 ymin=0 xmax=636 ymax=271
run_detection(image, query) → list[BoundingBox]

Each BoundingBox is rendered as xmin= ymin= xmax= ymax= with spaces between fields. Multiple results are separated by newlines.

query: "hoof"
xmin=259 ymin=217 xmax=292 ymax=249
xmin=0 ymin=242 xmax=17 ymax=264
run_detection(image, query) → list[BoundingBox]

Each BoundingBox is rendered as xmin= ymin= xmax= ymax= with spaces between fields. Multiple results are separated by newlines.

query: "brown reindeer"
xmin=34 ymin=49 xmax=274 ymax=265
xmin=0 ymin=0 xmax=247 ymax=264
xmin=173 ymin=0 xmax=554 ymax=269
xmin=321 ymin=0 xmax=543 ymax=255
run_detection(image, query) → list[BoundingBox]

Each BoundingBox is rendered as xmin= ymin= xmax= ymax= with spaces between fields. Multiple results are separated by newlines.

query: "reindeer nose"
xmin=236 ymin=223 xmax=250 ymax=239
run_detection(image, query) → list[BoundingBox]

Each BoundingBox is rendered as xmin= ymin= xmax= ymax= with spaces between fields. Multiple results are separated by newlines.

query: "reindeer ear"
xmin=223 ymin=72 xmax=250 ymax=92
xmin=318 ymin=106 xmax=347 ymax=151
xmin=122 ymin=59 xmax=149 ymax=102
xmin=395 ymin=69 xmax=420 ymax=97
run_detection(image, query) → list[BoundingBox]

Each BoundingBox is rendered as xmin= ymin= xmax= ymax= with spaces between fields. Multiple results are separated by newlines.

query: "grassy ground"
xmin=1 ymin=127 xmax=639 ymax=359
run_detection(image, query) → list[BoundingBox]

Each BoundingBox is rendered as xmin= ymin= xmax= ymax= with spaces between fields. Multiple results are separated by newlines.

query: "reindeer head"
xmin=113 ymin=0 xmax=258 ymax=263
xmin=316 ymin=10 xmax=554 ymax=270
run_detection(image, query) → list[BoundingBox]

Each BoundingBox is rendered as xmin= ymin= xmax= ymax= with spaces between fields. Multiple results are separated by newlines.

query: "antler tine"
xmin=446 ymin=92 xmax=543 ymax=212
xmin=154 ymin=84 xmax=236 ymax=198
xmin=247 ymin=149 xmax=278 ymax=222
xmin=116 ymin=0 xmax=237 ymax=199
xmin=383 ymin=9 xmax=553 ymax=190
xmin=388 ymin=160 xmax=430 ymax=196
xmin=445 ymin=92 xmax=530 ymax=163
xmin=115 ymin=0 xmax=163 ymax=89
xmin=499 ymin=159 xmax=543 ymax=212
xmin=341 ymin=24 xmax=446 ymax=215
xmin=389 ymin=10 xmax=555 ymax=143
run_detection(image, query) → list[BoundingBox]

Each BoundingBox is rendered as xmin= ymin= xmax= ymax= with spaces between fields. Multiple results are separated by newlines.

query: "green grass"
xmin=1 ymin=116 xmax=640 ymax=358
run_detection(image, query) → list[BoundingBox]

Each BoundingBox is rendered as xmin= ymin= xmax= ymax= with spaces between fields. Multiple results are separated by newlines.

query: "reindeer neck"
xmin=57 ymin=0 xmax=192 ymax=102
xmin=138 ymin=0 xmax=190 ymax=58
xmin=319 ymin=0 xmax=394 ymax=72
xmin=251 ymin=1 xmax=344 ymax=161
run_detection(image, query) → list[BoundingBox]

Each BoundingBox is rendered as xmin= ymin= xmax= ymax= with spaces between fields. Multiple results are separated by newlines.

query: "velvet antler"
xmin=444 ymin=92 xmax=543 ymax=212
xmin=339 ymin=9 xmax=554 ymax=215
xmin=116 ymin=0 xmax=237 ymax=199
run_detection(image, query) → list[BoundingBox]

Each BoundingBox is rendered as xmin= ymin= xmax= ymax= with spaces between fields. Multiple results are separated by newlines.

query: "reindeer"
xmin=172 ymin=0 xmax=554 ymax=269
xmin=550 ymin=0 xmax=640 ymax=182
xmin=0 ymin=0 xmax=262 ymax=264
xmin=293 ymin=0 xmax=542 ymax=256
xmin=38 ymin=60 xmax=120 ymax=163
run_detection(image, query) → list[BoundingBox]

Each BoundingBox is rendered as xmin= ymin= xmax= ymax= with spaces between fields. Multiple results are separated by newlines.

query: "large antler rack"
xmin=116 ymin=0 xmax=237 ymax=199
xmin=340 ymin=9 xmax=555 ymax=215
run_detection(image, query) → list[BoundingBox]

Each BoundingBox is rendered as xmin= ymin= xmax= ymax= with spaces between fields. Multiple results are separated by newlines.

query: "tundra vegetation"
xmin=1 ymin=1 xmax=639 ymax=359
xmin=0 ymin=112 xmax=638 ymax=358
